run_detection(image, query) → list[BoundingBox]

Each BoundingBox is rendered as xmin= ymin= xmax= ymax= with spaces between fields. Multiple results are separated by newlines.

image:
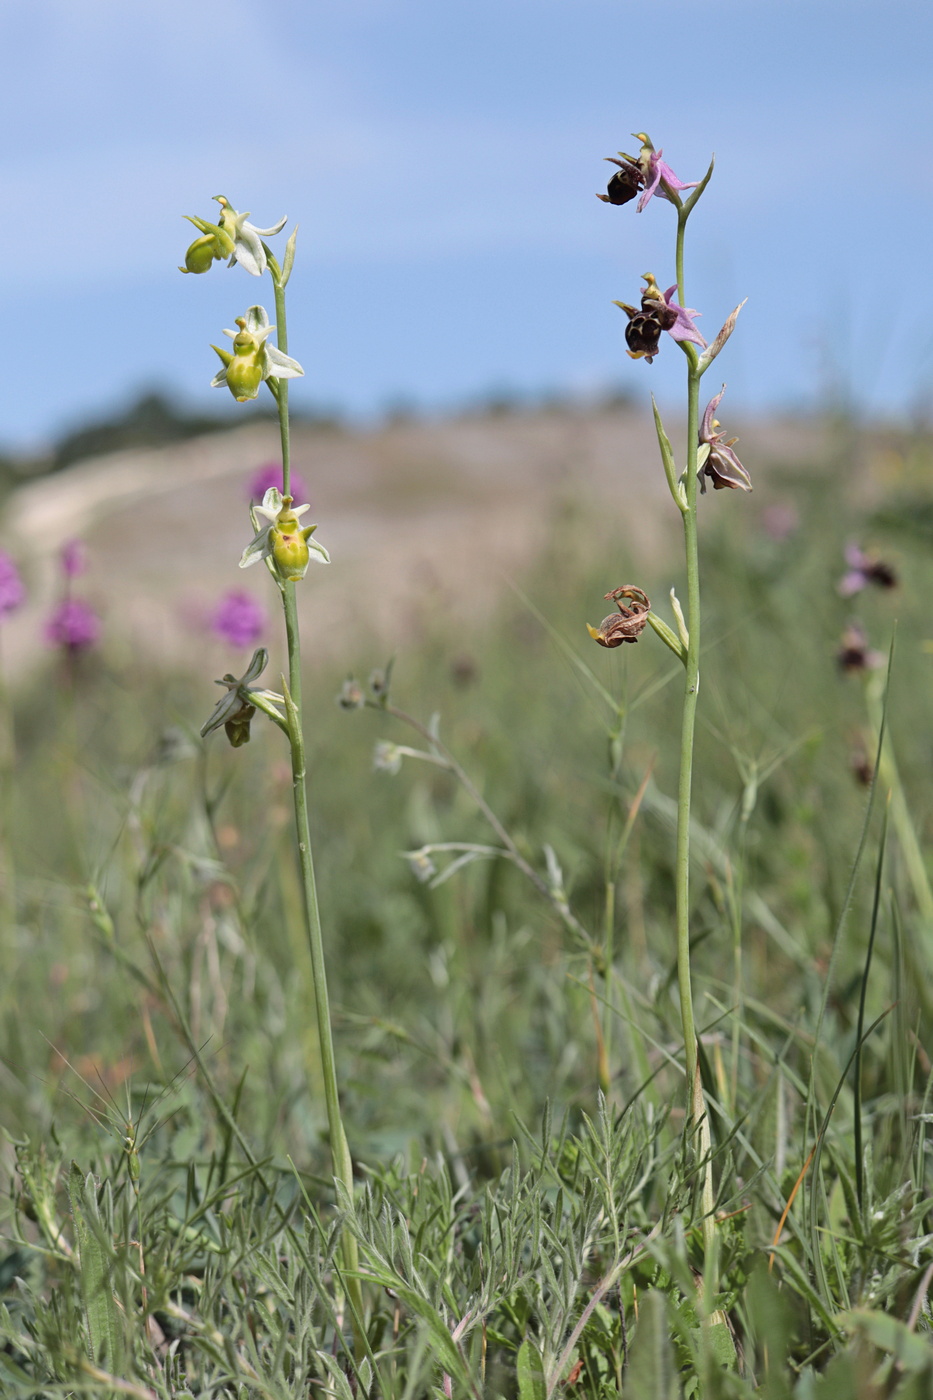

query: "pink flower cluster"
xmin=46 ymin=539 xmax=101 ymax=654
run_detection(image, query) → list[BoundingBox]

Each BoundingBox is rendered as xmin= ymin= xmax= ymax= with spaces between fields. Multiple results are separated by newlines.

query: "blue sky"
xmin=5 ymin=0 xmax=933 ymax=449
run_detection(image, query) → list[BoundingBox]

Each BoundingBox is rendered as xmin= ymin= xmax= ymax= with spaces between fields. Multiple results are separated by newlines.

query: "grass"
xmin=1 ymin=417 xmax=932 ymax=1396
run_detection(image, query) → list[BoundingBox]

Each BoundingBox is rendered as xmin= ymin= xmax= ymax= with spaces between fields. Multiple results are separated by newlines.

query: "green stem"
xmin=269 ymin=258 xmax=362 ymax=1339
xmin=676 ymin=361 xmax=701 ymax=1100
xmin=270 ymin=257 xmax=292 ymax=500
xmin=675 ymin=208 xmax=688 ymax=308
xmin=674 ymin=227 xmax=717 ymax=1271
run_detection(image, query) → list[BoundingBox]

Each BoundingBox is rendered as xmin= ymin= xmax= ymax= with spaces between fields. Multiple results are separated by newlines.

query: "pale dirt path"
xmin=1 ymin=407 xmax=825 ymax=683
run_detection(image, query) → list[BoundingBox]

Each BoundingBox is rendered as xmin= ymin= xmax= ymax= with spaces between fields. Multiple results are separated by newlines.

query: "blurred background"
xmin=4 ymin=0 xmax=933 ymax=453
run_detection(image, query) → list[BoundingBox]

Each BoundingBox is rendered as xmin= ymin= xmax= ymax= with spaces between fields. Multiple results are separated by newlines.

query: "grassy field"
xmin=1 ymin=412 xmax=932 ymax=1397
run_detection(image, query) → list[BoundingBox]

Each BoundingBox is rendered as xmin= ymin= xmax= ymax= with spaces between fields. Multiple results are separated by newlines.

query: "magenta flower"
xmin=212 ymin=590 xmax=267 ymax=648
xmin=838 ymin=544 xmax=897 ymax=597
xmin=60 ymin=539 xmax=88 ymax=579
xmin=248 ymin=462 xmax=308 ymax=506
xmin=0 ymin=552 xmax=25 ymax=617
xmin=45 ymin=598 xmax=101 ymax=652
xmin=699 ymin=386 xmax=751 ymax=493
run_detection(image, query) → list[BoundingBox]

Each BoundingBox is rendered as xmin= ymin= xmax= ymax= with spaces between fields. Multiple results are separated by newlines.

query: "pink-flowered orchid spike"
xmin=838 ymin=544 xmax=898 ymax=597
xmin=698 ymin=386 xmax=751 ymax=493
xmin=614 ymin=273 xmax=705 ymax=363
xmin=631 ymin=133 xmax=699 ymax=212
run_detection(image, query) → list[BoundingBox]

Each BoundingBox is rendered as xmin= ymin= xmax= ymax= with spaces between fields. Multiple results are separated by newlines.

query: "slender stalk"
xmin=676 ymin=359 xmax=702 ymax=1099
xmin=268 ymin=256 xmax=362 ymax=1334
xmin=673 ymin=211 xmax=716 ymax=1263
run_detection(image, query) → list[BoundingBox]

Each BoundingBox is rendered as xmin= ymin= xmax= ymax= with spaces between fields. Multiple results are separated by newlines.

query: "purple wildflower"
xmin=633 ymin=134 xmax=699 ymax=213
xmin=0 ymin=551 xmax=25 ymax=617
xmin=659 ymin=285 xmax=706 ymax=347
xmin=45 ymin=598 xmax=101 ymax=653
xmin=699 ymin=385 xmax=751 ymax=493
xmin=60 ymin=539 xmax=88 ymax=579
xmin=212 ymin=590 xmax=267 ymax=648
xmin=838 ymin=543 xmax=897 ymax=597
xmin=248 ymin=462 xmax=307 ymax=505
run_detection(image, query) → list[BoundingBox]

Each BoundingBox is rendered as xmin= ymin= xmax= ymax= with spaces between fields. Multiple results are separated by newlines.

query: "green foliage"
xmin=2 ymin=426 xmax=933 ymax=1393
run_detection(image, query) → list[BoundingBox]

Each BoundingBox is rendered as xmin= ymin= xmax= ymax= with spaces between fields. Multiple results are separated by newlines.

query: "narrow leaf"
xmin=281 ymin=224 xmax=299 ymax=286
xmin=651 ymin=395 xmax=687 ymax=512
xmin=68 ymin=1164 xmax=123 ymax=1372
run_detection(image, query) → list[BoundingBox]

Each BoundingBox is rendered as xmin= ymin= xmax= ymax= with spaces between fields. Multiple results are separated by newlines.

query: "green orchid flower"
xmin=239 ymin=487 xmax=330 ymax=582
xmin=210 ymin=305 xmax=304 ymax=402
xmin=180 ymin=196 xmax=286 ymax=277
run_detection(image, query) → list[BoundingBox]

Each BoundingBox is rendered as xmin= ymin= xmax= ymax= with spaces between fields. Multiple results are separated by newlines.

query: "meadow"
xmin=1 ymin=398 xmax=932 ymax=1397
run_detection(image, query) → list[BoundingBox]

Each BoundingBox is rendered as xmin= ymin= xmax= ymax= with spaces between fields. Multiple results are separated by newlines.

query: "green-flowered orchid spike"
xmin=239 ymin=486 xmax=330 ymax=582
xmin=200 ymin=647 xmax=269 ymax=745
xmin=210 ymin=305 xmax=304 ymax=402
xmin=213 ymin=196 xmax=287 ymax=277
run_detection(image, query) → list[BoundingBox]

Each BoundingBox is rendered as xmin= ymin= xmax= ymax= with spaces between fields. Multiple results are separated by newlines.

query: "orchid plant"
xmin=596 ymin=132 xmax=747 ymax=1308
xmin=181 ymin=196 xmax=361 ymax=1335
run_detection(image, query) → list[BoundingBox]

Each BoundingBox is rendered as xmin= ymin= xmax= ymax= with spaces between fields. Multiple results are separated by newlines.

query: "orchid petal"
xmin=701 ymin=386 xmax=727 ymax=441
xmin=234 ymin=226 xmax=266 ymax=276
xmin=264 ymin=345 xmax=305 ymax=378
xmin=636 ymin=166 xmax=662 ymax=212
xmin=243 ymin=306 xmax=272 ymax=334
xmin=306 ymin=538 xmax=331 ymax=564
xmin=247 ymin=216 xmax=287 ymax=238
xmin=239 ymin=528 xmax=274 ymax=568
